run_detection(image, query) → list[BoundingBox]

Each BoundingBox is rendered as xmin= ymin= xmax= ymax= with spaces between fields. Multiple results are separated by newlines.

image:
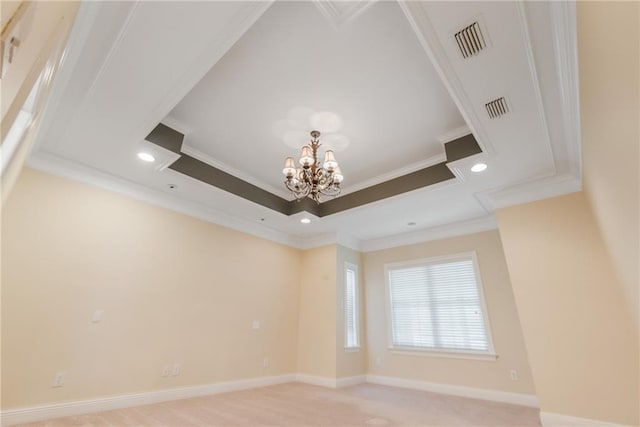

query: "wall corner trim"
xmin=366 ymin=374 xmax=539 ymax=408
xmin=539 ymin=412 xmax=623 ymax=427
xmin=0 ymin=374 xmax=295 ymax=426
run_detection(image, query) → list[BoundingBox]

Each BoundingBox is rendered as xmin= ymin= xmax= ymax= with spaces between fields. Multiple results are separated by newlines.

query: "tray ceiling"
xmin=26 ymin=0 xmax=582 ymax=250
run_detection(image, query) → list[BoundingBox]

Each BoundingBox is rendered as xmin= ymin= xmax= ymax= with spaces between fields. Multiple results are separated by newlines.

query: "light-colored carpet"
xmin=17 ymin=383 xmax=541 ymax=426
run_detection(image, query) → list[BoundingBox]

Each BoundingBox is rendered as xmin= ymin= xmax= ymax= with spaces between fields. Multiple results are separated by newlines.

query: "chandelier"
xmin=282 ymin=130 xmax=343 ymax=203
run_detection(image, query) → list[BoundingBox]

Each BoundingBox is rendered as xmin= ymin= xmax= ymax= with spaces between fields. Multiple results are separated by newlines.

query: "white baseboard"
xmin=366 ymin=374 xmax=539 ymax=408
xmin=0 ymin=373 xmax=544 ymax=426
xmin=540 ymin=412 xmax=623 ymax=426
xmin=295 ymin=374 xmax=337 ymax=388
xmin=336 ymin=375 xmax=367 ymax=388
xmin=294 ymin=374 xmax=366 ymax=389
xmin=0 ymin=374 xmax=295 ymax=426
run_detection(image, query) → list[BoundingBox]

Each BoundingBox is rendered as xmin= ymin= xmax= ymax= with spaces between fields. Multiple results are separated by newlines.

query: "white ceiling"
xmin=166 ymin=1 xmax=465 ymax=196
xmin=28 ymin=0 xmax=582 ymax=251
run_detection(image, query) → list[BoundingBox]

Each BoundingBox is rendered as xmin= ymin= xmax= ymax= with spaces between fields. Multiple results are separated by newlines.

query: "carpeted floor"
xmin=17 ymin=382 xmax=541 ymax=426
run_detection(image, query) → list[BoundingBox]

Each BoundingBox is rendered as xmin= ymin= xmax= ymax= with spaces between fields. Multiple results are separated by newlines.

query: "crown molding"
xmin=477 ymin=172 xmax=582 ymax=211
xmin=436 ymin=125 xmax=472 ymax=144
xmin=397 ymin=1 xmax=496 ymax=157
xmin=312 ymin=0 xmax=378 ymax=30
xmin=27 ymin=152 xmax=301 ymax=249
xmin=516 ymin=2 xmax=557 ymax=173
xmin=549 ymin=1 xmax=582 ymax=179
xmin=289 ymin=232 xmax=363 ymax=252
xmin=28 ymin=150 xmax=579 ymax=253
xmin=360 ymin=215 xmax=498 ymax=253
xmin=125 ymin=1 xmax=275 ymax=154
xmin=336 ymin=232 xmax=364 ymax=252
xmin=26 ymin=151 xmax=370 ymax=252
xmin=339 ymin=152 xmax=447 ymax=196
xmin=180 ymin=144 xmax=291 ymax=199
xmin=400 ymin=0 xmax=582 ymax=216
xmin=29 ymin=1 xmax=130 ymax=155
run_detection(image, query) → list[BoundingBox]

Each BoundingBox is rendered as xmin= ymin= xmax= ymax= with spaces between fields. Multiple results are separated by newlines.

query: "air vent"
xmin=485 ymin=97 xmax=508 ymax=119
xmin=455 ymin=22 xmax=486 ymax=58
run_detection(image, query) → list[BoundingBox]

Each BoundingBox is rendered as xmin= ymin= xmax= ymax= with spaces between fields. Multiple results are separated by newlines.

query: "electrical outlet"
xmin=263 ymin=357 xmax=269 ymax=368
xmin=52 ymin=371 xmax=66 ymax=387
xmin=171 ymin=363 xmax=181 ymax=376
xmin=161 ymin=365 xmax=170 ymax=377
xmin=510 ymin=369 xmax=519 ymax=381
xmin=252 ymin=320 xmax=260 ymax=330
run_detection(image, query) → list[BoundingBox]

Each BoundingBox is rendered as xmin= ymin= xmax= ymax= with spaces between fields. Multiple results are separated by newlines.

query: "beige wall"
xmin=363 ymin=230 xmax=536 ymax=395
xmin=578 ymin=1 xmax=639 ymax=327
xmin=496 ymin=192 xmax=639 ymax=425
xmin=296 ymin=245 xmax=337 ymax=378
xmin=335 ymin=245 xmax=366 ymax=379
xmin=1 ymin=168 xmax=302 ymax=409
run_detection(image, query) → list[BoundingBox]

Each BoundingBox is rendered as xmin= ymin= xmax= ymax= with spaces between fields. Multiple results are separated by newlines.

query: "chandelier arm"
xmin=282 ymin=130 xmax=343 ymax=203
xmin=319 ymin=185 xmax=341 ymax=197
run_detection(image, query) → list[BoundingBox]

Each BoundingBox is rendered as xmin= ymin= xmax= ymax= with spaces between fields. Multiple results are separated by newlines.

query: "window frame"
xmin=384 ymin=251 xmax=497 ymax=361
xmin=344 ymin=261 xmax=360 ymax=351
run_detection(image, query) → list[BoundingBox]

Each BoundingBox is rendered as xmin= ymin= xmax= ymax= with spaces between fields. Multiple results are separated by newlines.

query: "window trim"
xmin=344 ymin=261 xmax=360 ymax=351
xmin=384 ymin=251 xmax=497 ymax=359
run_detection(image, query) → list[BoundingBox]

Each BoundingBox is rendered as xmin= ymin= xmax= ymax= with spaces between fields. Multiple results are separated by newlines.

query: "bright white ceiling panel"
xmin=166 ymin=1 xmax=465 ymax=193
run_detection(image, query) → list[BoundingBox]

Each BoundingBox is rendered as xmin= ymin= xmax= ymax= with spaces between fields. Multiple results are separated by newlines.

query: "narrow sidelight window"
xmin=345 ymin=263 xmax=360 ymax=349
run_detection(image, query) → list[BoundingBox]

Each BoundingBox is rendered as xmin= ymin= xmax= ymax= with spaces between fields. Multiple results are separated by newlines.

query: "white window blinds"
xmin=345 ymin=265 xmax=359 ymax=349
xmin=387 ymin=255 xmax=492 ymax=354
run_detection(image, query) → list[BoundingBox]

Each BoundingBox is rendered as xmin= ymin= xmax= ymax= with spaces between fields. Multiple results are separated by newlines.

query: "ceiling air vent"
xmin=454 ymin=21 xmax=486 ymax=58
xmin=485 ymin=97 xmax=508 ymax=119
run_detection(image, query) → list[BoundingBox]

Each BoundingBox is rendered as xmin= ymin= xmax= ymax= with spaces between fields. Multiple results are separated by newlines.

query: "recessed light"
xmin=137 ymin=152 xmax=155 ymax=162
xmin=300 ymin=218 xmax=311 ymax=224
xmin=471 ymin=162 xmax=487 ymax=173
xmin=167 ymin=184 xmax=178 ymax=189
xmin=407 ymin=222 xmax=416 ymax=226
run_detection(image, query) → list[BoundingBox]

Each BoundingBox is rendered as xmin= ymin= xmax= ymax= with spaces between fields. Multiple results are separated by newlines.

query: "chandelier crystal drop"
xmin=282 ymin=130 xmax=343 ymax=203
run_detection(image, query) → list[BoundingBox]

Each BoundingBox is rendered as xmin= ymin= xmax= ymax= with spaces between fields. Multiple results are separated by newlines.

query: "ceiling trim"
xmin=400 ymin=0 xmax=582 ymax=213
xmin=29 ymin=1 xmax=124 ymax=155
xmin=312 ymin=0 xmax=378 ymax=30
xmin=476 ymin=172 xmax=582 ymax=211
xmin=515 ymin=1 xmax=557 ymax=175
xmin=26 ymin=151 xmax=299 ymax=248
xmin=289 ymin=231 xmax=363 ymax=252
xmin=146 ymin=124 xmax=483 ymax=217
xmin=334 ymin=152 xmax=446 ymax=196
xmin=180 ymin=144 xmax=291 ymax=199
xmin=26 ymin=151 xmax=504 ymax=254
xmin=397 ymin=1 xmax=496 ymax=157
xmin=360 ymin=215 xmax=498 ymax=253
xmin=549 ymin=1 xmax=582 ymax=178
xmin=112 ymin=1 xmax=275 ymax=164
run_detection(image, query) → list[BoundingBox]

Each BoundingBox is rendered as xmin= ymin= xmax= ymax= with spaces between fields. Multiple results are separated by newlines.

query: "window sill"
xmin=388 ymin=347 xmax=498 ymax=362
xmin=344 ymin=347 xmax=361 ymax=353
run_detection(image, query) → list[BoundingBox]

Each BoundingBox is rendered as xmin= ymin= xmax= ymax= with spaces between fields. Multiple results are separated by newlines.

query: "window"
xmin=385 ymin=252 xmax=495 ymax=357
xmin=344 ymin=263 xmax=360 ymax=349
